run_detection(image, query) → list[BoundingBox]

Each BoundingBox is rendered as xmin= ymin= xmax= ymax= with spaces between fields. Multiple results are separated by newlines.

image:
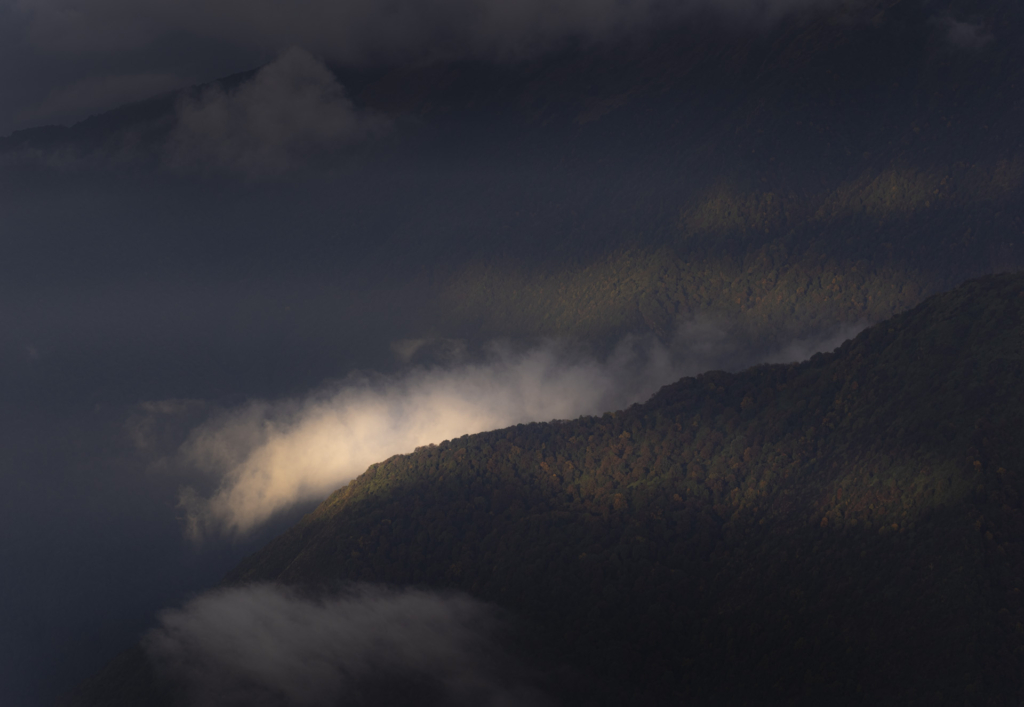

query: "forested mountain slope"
xmin=73 ymin=272 xmax=1022 ymax=706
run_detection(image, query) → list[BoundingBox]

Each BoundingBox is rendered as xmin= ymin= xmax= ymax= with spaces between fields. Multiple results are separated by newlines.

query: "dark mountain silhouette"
xmin=70 ymin=271 xmax=1024 ymax=705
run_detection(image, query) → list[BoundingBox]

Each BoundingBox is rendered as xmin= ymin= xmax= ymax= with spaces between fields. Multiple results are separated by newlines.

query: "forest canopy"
xmin=190 ymin=272 xmax=1024 ymax=706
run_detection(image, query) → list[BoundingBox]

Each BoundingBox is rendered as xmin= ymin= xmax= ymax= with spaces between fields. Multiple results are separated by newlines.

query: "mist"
xmin=168 ymin=48 xmax=387 ymax=174
xmin=170 ymin=324 xmax=863 ymax=539
xmin=176 ymin=337 xmax=679 ymax=538
xmin=145 ymin=583 xmax=546 ymax=707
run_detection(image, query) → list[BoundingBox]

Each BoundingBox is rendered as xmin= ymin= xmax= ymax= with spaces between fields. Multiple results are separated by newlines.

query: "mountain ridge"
xmin=230 ymin=271 xmax=1024 ymax=706
xmin=69 ymin=271 xmax=1024 ymax=706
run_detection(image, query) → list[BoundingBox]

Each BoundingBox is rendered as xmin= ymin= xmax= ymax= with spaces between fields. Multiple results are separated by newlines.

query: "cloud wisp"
xmin=167 ymin=325 xmax=863 ymax=540
xmin=167 ymin=48 xmax=387 ymax=174
xmin=176 ymin=337 xmax=681 ymax=539
xmin=762 ymin=322 xmax=866 ymax=365
xmin=144 ymin=583 xmax=545 ymax=707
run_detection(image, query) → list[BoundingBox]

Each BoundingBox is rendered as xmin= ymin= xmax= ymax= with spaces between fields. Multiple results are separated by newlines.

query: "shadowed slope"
xmin=67 ymin=274 xmax=1024 ymax=704
xmin=191 ymin=272 xmax=1024 ymax=706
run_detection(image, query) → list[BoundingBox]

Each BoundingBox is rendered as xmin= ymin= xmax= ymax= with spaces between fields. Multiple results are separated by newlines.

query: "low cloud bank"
xmin=169 ymin=325 xmax=863 ymax=539
xmin=168 ymin=48 xmax=386 ymax=174
xmin=145 ymin=583 xmax=543 ymax=707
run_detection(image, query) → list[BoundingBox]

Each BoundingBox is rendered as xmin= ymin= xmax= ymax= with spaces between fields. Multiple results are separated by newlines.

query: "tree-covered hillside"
xmin=73 ymin=272 xmax=1024 ymax=706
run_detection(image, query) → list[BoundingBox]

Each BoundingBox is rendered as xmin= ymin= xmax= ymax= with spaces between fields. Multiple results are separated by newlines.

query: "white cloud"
xmin=145 ymin=584 xmax=545 ymax=707
xmin=170 ymin=323 xmax=862 ymax=539
xmin=177 ymin=337 xmax=682 ymax=538
xmin=166 ymin=47 xmax=387 ymax=174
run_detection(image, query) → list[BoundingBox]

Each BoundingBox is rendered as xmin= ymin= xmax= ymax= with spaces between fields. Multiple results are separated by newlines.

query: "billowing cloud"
xmin=170 ymin=325 xmax=862 ymax=539
xmin=19 ymin=0 xmax=849 ymax=64
xmin=144 ymin=583 xmax=545 ymax=707
xmin=166 ymin=48 xmax=386 ymax=174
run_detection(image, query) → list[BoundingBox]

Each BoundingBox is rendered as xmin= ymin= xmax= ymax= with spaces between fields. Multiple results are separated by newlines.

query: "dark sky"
xmin=0 ymin=0 xmax=1011 ymax=704
xmin=0 ymin=0 xmax=855 ymax=134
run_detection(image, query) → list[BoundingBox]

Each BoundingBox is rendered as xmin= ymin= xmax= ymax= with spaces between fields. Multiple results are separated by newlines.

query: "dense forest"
xmin=74 ymin=272 xmax=1024 ymax=705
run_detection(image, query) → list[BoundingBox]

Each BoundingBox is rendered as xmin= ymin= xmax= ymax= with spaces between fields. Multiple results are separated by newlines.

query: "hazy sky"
xmin=0 ymin=0 xmax=855 ymax=133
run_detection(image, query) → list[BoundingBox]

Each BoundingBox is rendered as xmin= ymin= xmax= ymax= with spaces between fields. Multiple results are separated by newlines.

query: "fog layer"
xmin=145 ymin=583 xmax=544 ymax=707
